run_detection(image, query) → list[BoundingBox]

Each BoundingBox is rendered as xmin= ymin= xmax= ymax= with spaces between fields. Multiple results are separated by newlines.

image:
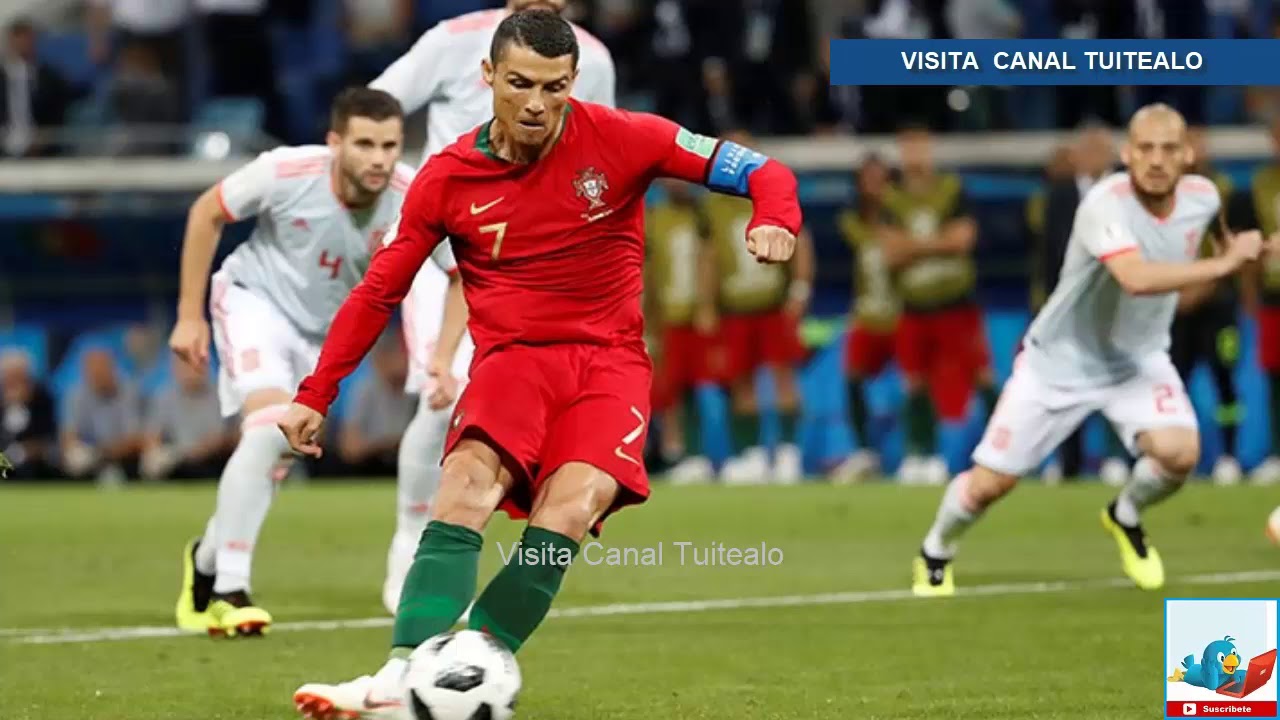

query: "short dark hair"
xmin=330 ymin=87 xmax=403 ymax=133
xmin=7 ymin=18 xmax=34 ymax=37
xmin=489 ymin=9 xmax=579 ymax=68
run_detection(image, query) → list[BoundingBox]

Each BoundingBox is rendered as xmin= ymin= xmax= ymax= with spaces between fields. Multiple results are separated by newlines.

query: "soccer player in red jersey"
xmin=280 ymin=11 xmax=800 ymax=718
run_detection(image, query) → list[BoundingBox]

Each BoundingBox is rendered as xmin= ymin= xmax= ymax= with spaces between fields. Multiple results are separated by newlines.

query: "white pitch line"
xmin=10 ymin=568 xmax=1280 ymax=646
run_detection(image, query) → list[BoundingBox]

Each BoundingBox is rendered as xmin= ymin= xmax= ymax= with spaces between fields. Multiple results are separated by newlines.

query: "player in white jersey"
xmin=911 ymin=104 xmax=1265 ymax=598
xmin=368 ymin=0 xmax=617 ymax=614
xmin=167 ymin=88 xmax=445 ymax=637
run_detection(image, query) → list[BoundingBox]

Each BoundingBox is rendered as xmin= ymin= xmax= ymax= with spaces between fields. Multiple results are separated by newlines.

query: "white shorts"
xmin=210 ymin=272 xmax=320 ymax=418
xmin=972 ymin=353 xmax=1199 ymax=476
xmin=401 ymin=262 xmax=475 ymax=396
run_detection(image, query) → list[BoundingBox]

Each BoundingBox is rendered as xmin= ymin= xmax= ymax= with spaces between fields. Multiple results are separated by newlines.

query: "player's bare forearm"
xmin=925 ymin=218 xmax=978 ymax=257
xmin=883 ymin=233 xmax=921 ymax=269
xmin=294 ymin=228 xmax=428 ymax=414
xmin=178 ymin=187 xmax=228 ymax=319
xmin=1177 ymin=281 xmax=1215 ymax=313
xmin=433 ymin=271 xmax=468 ymax=367
xmin=1105 ymin=252 xmax=1235 ymax=296
xmin=1241 ymin=261 xmax=1262 ymax=312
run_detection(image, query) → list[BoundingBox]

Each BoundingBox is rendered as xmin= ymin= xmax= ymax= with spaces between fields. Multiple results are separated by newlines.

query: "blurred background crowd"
xmin=1 ymin=0 xmax=1276 ymax=156
xmin=5 ymin=0 xmax=1280 ymax=487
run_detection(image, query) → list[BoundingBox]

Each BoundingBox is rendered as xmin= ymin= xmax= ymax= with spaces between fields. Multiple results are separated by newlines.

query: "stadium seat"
xmin=64 ymin=97 xmax=112 ymax=156
xmin=191 ymin=98 xmax=266 ymax=156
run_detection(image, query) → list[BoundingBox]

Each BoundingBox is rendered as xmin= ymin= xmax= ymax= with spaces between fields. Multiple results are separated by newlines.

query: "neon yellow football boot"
xmin=206 ymin=590 xmax=273 ymax=638
xmin=1101 ymin=503 xmax=1165 ymax=590
xmin=175 ymin=538 xmax=215 ymax=632
xmin=911 ymin=553 xmax=955 ymax=597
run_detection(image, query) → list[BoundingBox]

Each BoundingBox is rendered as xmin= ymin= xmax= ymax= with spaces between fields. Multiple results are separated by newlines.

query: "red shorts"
xmin=844 ymin=323 xmax=897 ymax=377
xmin=651 ymin=325 xmax=719 ymax=411
xmin=443 ymin=342 xmax=652 ymax=534
xmin=1259 ymin=307 xmax=1280 ymax=371
xmin=896 ymin=304 xmax=990 ymax=421
xmin=719 ymin=309 xmax=806 ymax=381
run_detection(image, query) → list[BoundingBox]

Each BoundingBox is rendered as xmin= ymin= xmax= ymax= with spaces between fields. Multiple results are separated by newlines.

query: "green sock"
xmin=905 ymin=390 xmax=935 ymax=456
xmin=730 ymin=411 xmax=761 ymax=453
xmin=778 ymin=409 xmax=800 ymax=444
xmin=390 ymin=520 xmax=482 ymax=652
xmin=680 ymin=392 xmax=701 ymax=456
xmin=980 ymin=382 xmax=1000 ymax=422
xmin=847 ymin=378 xmax=870 ymax=447
xmin=1270 ymin=373 xmax=1280 ymax=451
xmin=469 ymin=526 xmax=580 ymax=652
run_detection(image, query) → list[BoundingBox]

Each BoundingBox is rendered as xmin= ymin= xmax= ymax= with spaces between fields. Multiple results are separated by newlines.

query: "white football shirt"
xmin=370 ymin=7 xmax=617 ymax=161
xmin=214 ymin=145 xmax=454 ymax=340
xmin=1024 ymin=172 xmax=1221 ymax=389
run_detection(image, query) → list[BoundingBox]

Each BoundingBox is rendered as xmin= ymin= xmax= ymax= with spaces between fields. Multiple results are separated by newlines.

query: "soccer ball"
xmin=1267 ymin=506 xmax=1280 ymax=545
xmin=404 ymin=630 xmax=521 ymax=720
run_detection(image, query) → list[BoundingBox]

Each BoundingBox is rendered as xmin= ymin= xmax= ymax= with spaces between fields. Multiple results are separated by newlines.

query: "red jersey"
xmin=295 ymin=99 xmax=800 ymax=414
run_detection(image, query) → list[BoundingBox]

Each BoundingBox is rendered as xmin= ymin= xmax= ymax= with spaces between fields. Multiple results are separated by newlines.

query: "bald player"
xmin=911 ymin=105 xmax=1264 ymax=598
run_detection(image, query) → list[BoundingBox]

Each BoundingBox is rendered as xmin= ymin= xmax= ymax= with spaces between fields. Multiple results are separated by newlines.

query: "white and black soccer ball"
xmin=404 ymin=630 xmax=521 ymax=720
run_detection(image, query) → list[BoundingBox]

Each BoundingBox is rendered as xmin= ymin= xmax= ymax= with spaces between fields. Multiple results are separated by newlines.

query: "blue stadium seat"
xmin=191 ymin=98 xmax=265 ymax=155
xmin=64 ymin=97 xmax=112 ymax=156
xmin=0 ymin=325 xmax=50 ymax=380
xmin=37 ymin=31 xmax=98 ymax=90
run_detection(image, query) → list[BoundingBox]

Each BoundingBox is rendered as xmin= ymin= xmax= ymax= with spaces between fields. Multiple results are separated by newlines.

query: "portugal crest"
xmin=573 ymin=167 xmax=611 ymax=220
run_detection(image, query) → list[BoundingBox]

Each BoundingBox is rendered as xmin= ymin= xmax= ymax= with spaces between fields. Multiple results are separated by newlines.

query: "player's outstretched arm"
xmin=635 ymin=114 xmax=802 ymax=263
xmin=291 ymin=171 xmax=448 ymax=428
xmin=1103 ymin=230 xmax=1263 ymax=296
xmin=368 ymin=22 xmax=448 ymax=116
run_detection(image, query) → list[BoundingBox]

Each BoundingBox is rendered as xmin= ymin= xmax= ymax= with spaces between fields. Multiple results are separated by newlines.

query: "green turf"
xmin=1 ymin=480 xmax=1278 ymax=719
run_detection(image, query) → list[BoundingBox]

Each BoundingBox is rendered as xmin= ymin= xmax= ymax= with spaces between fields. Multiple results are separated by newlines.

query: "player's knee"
xmin=730 ymin=381 xmax=758 ymax=412
xmin=1143 ymin=429 xmax=1200 ymax=479
xmin=434 ymin=442 xmax=505 ymax=529
xmin=967 ymin=465 xmax=1018 ymax=508
xmin=530 ymin=463 xmax=620 ymax=541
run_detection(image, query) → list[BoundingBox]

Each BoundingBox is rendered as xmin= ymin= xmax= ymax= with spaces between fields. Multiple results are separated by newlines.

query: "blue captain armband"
xmin=706 ymin=141 xmax=770 ymax=196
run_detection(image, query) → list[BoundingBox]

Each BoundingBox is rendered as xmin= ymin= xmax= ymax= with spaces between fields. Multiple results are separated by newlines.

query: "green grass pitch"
xmin=1 ymin=480 xmax=1277 ymax=719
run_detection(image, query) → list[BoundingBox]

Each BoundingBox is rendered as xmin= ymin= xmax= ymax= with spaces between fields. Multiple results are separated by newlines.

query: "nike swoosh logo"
xmin=362 ymin=691 xmax=403 ymax=710
xmin=470 ymin=197 xmax=504 ymax=215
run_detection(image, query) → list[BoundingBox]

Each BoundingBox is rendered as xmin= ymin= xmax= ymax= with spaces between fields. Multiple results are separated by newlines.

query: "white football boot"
xmin=1099 ymin=457 xmax=1130 ymax=487
xmin=1251 ymin=456 xmax=1280 ymax=486
xmin=773 ymin=443 xmax=803 ymax=485
xmin=294 ymin=658 xmax=412 ymax=720
xmin=1211 ymin=455 xmax=1242 ymax=486
xmin=832 ymin=449 xmax=880 ymax=485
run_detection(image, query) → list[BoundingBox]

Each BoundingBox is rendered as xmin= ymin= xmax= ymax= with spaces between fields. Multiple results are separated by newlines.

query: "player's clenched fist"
xmin=168 ymin=317 xmax=211 ymax=369
xmin=746 ymin=225 xmax=796 ymax=263
xmin=277 ymin=403 xmax=326 ymax=458
xmin=1226 ymin=229 xmax=1264 ymax=265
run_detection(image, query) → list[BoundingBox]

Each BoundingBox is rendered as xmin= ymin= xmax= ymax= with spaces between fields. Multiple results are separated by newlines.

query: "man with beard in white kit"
xmin=911 ymin=104 xmax=1266 ymax=597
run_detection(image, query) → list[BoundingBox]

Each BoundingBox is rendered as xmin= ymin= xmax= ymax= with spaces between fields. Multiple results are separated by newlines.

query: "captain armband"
xmin=706 ymin=141 xmax=771 ymax=197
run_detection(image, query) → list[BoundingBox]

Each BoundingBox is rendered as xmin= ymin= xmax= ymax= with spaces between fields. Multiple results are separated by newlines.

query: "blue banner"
xmin=830 ymin=40 xmax=1280 ymax=86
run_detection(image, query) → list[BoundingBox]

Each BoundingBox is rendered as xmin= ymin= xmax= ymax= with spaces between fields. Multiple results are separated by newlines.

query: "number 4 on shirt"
xmin=319 ymin=250 xmax=344 ymax=279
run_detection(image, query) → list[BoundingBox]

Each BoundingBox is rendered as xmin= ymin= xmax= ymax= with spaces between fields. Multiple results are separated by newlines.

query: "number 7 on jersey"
xmin=481 ymin=222 xmax=508 ymax=261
